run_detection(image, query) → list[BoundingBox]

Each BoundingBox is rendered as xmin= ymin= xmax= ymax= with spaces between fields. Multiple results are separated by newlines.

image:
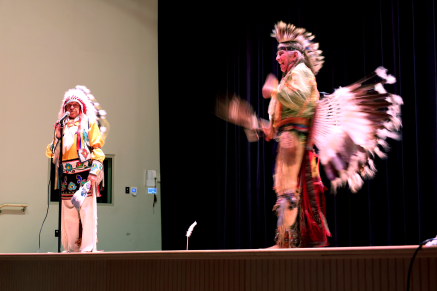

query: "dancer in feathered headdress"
xmin=46 ymin=85 xmax=108 ymax=252
xmin=216 ymin=21 xmax=403 ymax=248
xmin=270 ymin=21 xmax=324 ymax=76
xmin=262 ymin=21 xmax=329 ymax=248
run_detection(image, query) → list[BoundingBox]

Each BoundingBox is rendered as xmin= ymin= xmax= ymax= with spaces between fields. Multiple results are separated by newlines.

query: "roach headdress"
xmin=271 ymin=21 xmax=324 ymax=75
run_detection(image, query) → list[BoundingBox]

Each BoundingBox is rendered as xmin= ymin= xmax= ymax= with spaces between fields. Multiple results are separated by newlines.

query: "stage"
xmin=1 ymin=246 xmax=436 ymax=291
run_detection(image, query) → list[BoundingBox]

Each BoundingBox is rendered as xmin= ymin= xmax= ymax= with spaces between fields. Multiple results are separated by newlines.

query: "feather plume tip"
xmin=186 ymin=221 xmax=197 ymax=237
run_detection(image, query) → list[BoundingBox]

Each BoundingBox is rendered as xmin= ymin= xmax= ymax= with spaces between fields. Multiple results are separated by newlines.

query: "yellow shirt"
xmin=46 ymin=120 xmax=105 ymax=163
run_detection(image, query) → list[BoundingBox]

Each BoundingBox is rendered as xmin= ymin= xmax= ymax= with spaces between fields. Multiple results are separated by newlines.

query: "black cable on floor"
xmin=37 ymin=128 xmax=57 ymax=253
xmin=406 ymin=237 xmax=437 ymax=291
xmin=37 ymin=179 xmax=51 ymax=253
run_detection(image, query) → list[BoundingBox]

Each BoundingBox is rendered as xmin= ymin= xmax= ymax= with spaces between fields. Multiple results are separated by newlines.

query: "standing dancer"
xmin=260 ymin=21 xmax=329 ymax=248
xmin=46 ymin=86 xmax=107 ymax=252
xmin=220 ymin=21 xmax=403 ymax=248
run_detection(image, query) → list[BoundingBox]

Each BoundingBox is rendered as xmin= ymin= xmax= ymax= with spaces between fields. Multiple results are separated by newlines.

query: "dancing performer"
xmin=46 ymin=86 xmax=108 ymax=252
xmin=218 ymin=21 xmax=403 ymax=248
xmin=260 ymin=21 xmax=329 ymax=248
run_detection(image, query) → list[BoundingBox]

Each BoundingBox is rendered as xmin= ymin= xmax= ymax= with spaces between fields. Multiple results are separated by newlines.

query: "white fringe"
xmin=368 ymin=159 xmax=377 ymax=171
xmin=374 ymin=147 xmax=387 ymax=159
xmin=377 ymin=139 xmax=390 ymax=151
xmin=92 ymin=184 xmax=98 ymax=252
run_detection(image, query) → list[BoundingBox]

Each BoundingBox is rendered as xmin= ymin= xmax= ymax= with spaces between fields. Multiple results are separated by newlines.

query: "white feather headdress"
xmin=271 ymin=21 xmax=324 ymax=75
xmin=58 ymin=85 xmax=109 ymax=140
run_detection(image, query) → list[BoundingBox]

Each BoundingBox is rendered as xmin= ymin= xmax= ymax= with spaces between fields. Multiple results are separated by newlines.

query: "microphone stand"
xmin=57 ymin=122 xmax=64 ymax=253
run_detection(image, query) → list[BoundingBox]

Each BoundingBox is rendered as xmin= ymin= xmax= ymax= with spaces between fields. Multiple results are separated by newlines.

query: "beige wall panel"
xmin=0 ymin=0 xmax=160 ymax=253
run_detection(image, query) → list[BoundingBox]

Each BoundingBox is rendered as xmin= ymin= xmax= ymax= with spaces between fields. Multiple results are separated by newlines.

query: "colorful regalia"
xmin=46 ymin=86 xmax=108 ymax=252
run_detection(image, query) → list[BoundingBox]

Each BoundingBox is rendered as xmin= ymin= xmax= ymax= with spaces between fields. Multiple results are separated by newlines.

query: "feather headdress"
xmin=271 ymin=21 xmax=324 ymax=75
xmin=59 ymin=85 xmax=110 ymax=140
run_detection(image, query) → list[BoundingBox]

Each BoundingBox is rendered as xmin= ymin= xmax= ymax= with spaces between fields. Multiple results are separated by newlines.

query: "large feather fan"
xmin=311 ymin=67 xmax=403 ymax=192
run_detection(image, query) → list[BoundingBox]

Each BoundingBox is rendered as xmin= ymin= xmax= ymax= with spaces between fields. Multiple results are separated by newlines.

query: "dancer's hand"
xmin=262 ymin=74 xmax=278 ymax=98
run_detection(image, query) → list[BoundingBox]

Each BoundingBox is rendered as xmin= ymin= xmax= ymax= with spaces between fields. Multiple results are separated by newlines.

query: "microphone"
xmin=57 ymin=111 xmax=70 ymax=125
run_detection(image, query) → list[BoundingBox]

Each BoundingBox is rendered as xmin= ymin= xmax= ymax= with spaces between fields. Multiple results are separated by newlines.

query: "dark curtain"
xmin=158 ymin=0 xmax=437 ymax=250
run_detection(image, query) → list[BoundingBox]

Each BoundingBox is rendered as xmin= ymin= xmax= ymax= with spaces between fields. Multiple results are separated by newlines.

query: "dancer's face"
xmin=276 ymin=50 xmax=298 ymax=73
xmin=65 ymin=101 xmax=81 ymax=119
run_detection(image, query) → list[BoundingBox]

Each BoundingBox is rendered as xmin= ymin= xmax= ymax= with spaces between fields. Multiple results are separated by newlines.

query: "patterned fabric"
xmin=62 ymin=159 xmax=91 ymax=174
xmin=90 ymin=160 xmax=103 ymax=176
xmin=46 ymin=117 xmax=104 ymax=192
xmin=61 ymin=171 xmax=91 ymax=199
xmin=60 ymin=158 xmax=99 ymax=200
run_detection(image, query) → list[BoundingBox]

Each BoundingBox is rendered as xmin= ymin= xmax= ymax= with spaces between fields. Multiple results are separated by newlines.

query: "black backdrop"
xmin=158 ymin=0 xmax=437 ymax=250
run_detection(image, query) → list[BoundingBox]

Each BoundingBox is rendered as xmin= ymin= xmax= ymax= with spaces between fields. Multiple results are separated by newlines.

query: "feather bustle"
xmin=312 ymin=67 xmax=403 ymax=193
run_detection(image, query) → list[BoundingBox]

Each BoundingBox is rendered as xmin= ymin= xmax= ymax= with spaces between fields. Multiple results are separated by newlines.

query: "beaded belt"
xmin=62 ymin=159 xmax=91 ymax=174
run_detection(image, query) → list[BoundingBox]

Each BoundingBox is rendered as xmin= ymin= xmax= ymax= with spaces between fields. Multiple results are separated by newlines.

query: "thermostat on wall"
xmin=131 ymin=187 xmax=137 ymax=196
xmin=148 ymin=188 xmax=156 ymax=194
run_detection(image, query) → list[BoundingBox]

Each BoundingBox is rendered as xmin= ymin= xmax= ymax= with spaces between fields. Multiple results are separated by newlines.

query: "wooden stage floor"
xmin=1 ymin=246 xmax=436 ymax=291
